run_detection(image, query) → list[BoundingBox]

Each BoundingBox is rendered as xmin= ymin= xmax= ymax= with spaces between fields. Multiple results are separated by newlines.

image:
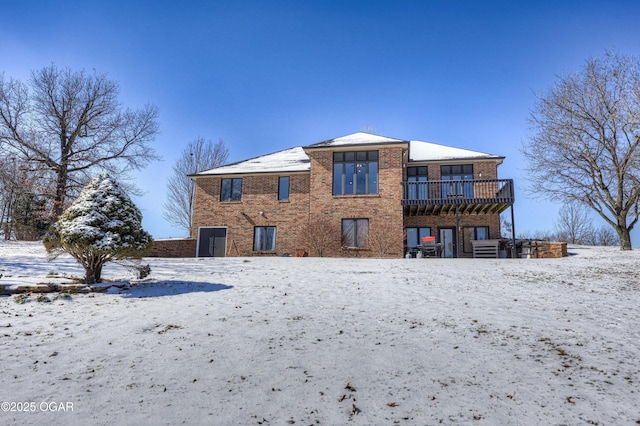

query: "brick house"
xmin=190 ymin=132 xmax=514 ymax=258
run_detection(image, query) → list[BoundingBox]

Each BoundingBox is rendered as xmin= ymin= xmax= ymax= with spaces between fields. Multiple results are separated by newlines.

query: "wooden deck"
xmin=402 ymin=179 xmax=514 ymax=216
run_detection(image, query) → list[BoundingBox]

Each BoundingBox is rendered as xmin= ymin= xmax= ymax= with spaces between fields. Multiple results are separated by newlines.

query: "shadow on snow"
xmin=118 ymin=281 xmax=233 ymax=298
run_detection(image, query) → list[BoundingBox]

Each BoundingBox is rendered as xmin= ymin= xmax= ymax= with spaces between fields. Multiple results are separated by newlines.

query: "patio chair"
xmin=421 ymin=236 xmax=438 ymax=257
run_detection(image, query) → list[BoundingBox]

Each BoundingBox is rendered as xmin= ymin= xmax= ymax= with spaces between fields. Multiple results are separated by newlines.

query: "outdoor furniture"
xmin=471 ymin=239 xmax=500 ymax=258
xmin=421 ymin=236 xmax=439 ymax=257
xmin=518 ymin=240 xmax=539 ymax=259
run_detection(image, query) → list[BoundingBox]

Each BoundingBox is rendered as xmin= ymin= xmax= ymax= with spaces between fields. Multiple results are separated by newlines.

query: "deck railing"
xmin=401 ymin=179 xmax=514 ymax=205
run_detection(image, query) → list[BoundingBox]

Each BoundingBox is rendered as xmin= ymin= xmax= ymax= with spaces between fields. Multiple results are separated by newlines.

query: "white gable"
xmin=409 ymin=140 xmax=501 ymax=162
xmin=194 ymin=147 xmax=310 ymax=176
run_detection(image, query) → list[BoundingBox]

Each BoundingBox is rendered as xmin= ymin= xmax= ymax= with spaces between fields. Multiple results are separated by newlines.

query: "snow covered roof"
xmin=192 ymin=133 xmax=503 ymax=177
xmin=304 ymin=132 xmax=407 ymax=148
xmin=409 ymin=140 xmax=503 ymax=162
xmin=302 ymin=132 xmax=501 ymax=161
xmin=193 ymin=147 xmax=310 ymax=176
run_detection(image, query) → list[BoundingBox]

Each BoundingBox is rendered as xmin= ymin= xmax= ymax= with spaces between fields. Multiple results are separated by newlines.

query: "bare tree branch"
xmin=523 ymin=50 xmax=640 ymax=250
xmin=163 ymin=137 xmax=229 ymax=234
xmin=0 ymin=65 xmax=160 ymax=220
xmin=554 ymin=202 xmax=594 ymax=244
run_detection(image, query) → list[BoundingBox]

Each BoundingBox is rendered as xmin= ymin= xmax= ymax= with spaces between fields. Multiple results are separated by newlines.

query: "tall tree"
xmin=163 ymin=137 xmax=229 ymax=234
xmin=523 ymin=50 xmax=640 ymax=250
xmin=0 ymin=65 xmax=159 ymax=219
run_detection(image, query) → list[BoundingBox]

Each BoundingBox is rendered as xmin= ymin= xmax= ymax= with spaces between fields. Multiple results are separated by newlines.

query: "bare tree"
xmin=305 ymin=216 xmax=336 ymax=257
xmin=163 ymin=137 xmax=229 ymax=234
xmin=516 ymin=229 xmax=558 ymax=242
xmin=367 ymin=222 xmax=397 ymax=257
xmin=361 ymin=124 xmax=377 ymax=134
xmin=0 ymin=157 xmax=19 ymax=239
xmin=595 ymin=225 xmax=618 ymax=246
xmin=0 ymin=65 xmax=159 ymax=219
xmin=500 ymin=214 xmax=513 ymax=239
xmin=0 ymin=155 xmax=53 ymax=239
xmin=523 ymin=50 xmax=640 ymax=250
xmin=554 ymin=202 xmax=594 ymax=244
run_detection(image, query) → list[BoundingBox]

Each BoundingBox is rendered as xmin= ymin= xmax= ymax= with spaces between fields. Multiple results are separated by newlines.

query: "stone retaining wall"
xmin=531 ymin=241 xmax=568 ymax=258
xmin=149 ymin=238 xmax=196 ymax=258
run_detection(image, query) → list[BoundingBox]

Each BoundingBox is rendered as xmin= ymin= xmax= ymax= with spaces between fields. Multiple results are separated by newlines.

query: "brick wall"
xmin=191 ymin=150 xmax=507 ymax=258
xmin=403 ymin=159 xmax=504 ymax=257
xmin=404 ymin=213 xmax=502 ymax=257
xmin=306 ymin=146 xmax=406 ymax=257
xmin=192 ymin=173 xmax=310 ymax=256
xmin=149 ymin=238 xmax=197 ymax=258
xmin=424 ymin=160 xmax=499 ymax=180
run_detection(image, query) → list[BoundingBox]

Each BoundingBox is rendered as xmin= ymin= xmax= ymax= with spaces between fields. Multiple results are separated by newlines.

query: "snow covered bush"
xmin=43 ymin=174 xmax=153 ymax=284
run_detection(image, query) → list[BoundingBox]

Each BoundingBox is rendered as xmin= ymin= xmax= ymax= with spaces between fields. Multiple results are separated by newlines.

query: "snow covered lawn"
xmin=1 ymin=242 xmax=638 ymax=425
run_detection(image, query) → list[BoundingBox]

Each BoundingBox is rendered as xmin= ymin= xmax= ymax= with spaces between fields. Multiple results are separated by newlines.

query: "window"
xmin=463 ymin=226 xmax=489 ymax=253
xmin=278 ymin=176 xmax=290 ymax=201
xmin=406 ymin=227 xmax=432 ymax=249
xmin=220 ymin=178 xmax=242 ymax=202
xmin=342 ymin=218 xmax=368 ymax=248
xmin=254 ymin=226 xmax=276 ymax=251
xmin=441 ymin=165 xmax=473 ymax=198
xmin=333 ymin=151 xmax=378 ymax=195
xmin=407 ymin=166 xmax=428 ymax=200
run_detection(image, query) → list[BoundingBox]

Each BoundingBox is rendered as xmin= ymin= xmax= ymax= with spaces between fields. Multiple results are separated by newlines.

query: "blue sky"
xmin=2 ymin=0 xmax=640 ymax=245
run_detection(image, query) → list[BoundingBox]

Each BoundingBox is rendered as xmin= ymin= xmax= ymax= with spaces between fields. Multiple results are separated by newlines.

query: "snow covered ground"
xmin=0 ymin=241 xmax=638 ymax=425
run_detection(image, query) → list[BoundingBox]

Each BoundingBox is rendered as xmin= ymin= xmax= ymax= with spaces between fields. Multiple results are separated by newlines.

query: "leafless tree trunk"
xmin=163 ymin=137 xmax=229 ymax=234
xmin=0 ymin=158 xmax=16 ymax=239
xmin=0 ymin=65 xmax=159 ymax=219
xmin=523 ymin=50 xmax=640 ymax=250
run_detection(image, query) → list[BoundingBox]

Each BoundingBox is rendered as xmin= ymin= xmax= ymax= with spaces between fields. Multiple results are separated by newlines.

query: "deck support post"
xmin=510 ymin=204 xmax=517 ymax=259
xmin=455 ymin=203 xmax=460 ymax=259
